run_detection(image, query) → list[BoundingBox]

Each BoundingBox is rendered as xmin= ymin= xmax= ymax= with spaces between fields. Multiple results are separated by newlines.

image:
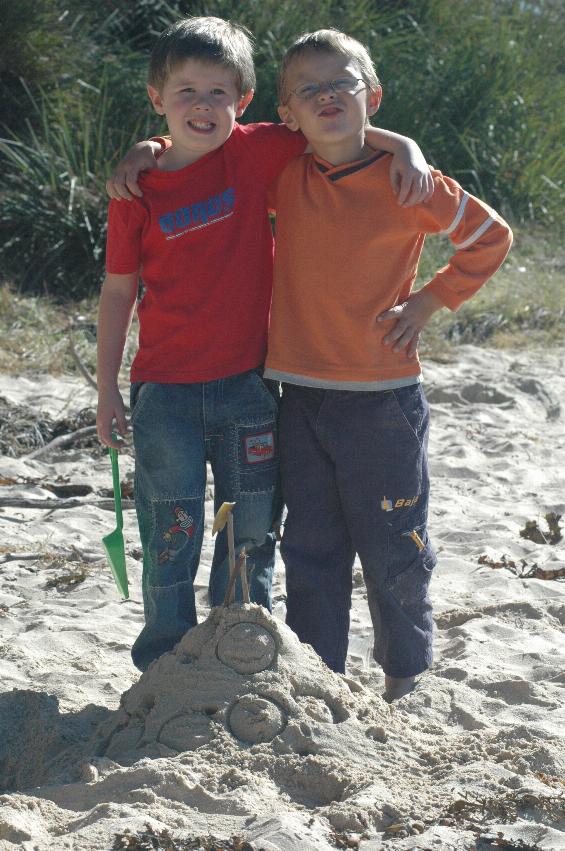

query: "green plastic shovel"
xmin=102 ymin=440 xmax=129 ymax=599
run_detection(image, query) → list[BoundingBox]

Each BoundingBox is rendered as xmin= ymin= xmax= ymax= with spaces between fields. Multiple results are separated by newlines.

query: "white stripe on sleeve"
xmin=444 ymin=193 xmax=469 ymax=235
xmin=454 ymin=216 xmax=495 ymax=250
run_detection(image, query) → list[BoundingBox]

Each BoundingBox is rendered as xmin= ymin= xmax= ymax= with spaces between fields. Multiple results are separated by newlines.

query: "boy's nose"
xmin=317 ymin=83 xmax=338 ymax=100
xmin=192 ymin=95 xmax=212 ymax=109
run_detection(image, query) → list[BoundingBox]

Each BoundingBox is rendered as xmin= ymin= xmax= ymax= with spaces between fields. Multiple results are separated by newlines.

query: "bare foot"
xmin=383 ymin=674 xmax=416 ymax=703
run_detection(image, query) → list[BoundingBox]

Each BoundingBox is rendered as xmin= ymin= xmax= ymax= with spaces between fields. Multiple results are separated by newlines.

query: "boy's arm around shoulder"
xmin=106 ymin=140 xmax=165 ymax=201
xmin=106 ymin=122 xmax=306 ymax=200
xmin=364 ymin=126 xmax=434 ymax=206
xmin=96 ymin=272 xmax=138 ymax=448
xmin=379 ymin=173 xmax=513 ymax=357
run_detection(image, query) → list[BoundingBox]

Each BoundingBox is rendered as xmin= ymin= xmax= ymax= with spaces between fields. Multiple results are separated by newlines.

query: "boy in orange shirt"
xmin=263 ymin=30 xmax=512 ymax=701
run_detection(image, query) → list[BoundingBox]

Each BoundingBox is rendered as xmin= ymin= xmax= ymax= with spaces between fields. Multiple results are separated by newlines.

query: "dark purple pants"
xmin=279 ymin=382 xmax=436 ymax=677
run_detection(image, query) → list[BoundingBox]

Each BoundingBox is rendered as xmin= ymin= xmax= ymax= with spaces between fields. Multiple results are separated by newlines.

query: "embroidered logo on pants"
xmin=244 ymin=432 xmax=275 ymax=463
xmin=381 ymin=495 xmax=420 ymax=511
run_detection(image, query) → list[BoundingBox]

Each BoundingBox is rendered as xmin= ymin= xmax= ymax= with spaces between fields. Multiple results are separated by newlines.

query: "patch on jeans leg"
xmin=158 ymin=505 xmax=194 ymax=564
xmin=243 ymin=431 xmax=275 ymax=464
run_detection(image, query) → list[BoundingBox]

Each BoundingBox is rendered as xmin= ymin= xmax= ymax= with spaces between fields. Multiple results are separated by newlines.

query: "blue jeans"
xmin=279 ymin=383 xmax=436 ymax=677
xmin=130 ymin=369 xmax=281 ymax=671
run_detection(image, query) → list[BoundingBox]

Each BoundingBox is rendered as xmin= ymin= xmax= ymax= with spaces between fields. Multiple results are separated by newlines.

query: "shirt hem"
xmin=264 ymin=368 xmax=422 ymax=391
xmin=131 ymin=357 xmax=265 ymax=384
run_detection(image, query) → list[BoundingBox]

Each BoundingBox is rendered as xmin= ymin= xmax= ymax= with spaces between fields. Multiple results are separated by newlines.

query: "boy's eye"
xmin=332 ymin=77 xmax=358 ymax=92
xmin=294 ymin=83 xmax=320 ymax=99
xmin=211 ymin=88 xmax=226 ymax=95
xmin=292 ymin=77 xmax=365 ymax=100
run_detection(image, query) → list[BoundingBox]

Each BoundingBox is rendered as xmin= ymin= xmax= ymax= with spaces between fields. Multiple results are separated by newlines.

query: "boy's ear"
xmin=367 ymin=84 xmax=383 ymax=117
xmin=277 ymin=103 xmax=300 ymax=132
xmin=147 ymin=84 xmax=165 ymax=115
xmin=236 ymin=90 xmax=254 ymax=118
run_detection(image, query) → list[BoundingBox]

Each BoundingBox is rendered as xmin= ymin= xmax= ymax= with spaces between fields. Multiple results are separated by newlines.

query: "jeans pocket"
xmin=389 ymin=384 xmax=429 ymax=448
xmin=130 ymin=381 xmax=151 ymax=425
xmin=249 ymin=369 xmax=280 ymax=414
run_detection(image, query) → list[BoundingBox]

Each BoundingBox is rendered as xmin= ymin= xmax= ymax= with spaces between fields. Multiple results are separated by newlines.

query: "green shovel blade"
xmin=102 ymin=443 xmax=129 ymax=600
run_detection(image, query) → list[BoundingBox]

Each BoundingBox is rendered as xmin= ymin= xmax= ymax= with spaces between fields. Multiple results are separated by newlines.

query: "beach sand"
xmin=0 ymin=344 xmax=564 ymax=851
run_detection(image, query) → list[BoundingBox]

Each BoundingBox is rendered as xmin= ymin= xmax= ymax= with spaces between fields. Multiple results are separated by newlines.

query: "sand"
xmin=0 ymin=344 xmax=564 ymax=851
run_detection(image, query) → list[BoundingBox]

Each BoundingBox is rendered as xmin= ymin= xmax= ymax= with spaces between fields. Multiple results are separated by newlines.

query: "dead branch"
xmin=0 ymin=496 xmax=135 ymax=511
xmin=67 ymin=317 xmax=98 ymax=392
xmin=0 ymin=552 xmax=43 ymax=564
xmin=25 ymin=425 xmax=98 ymax=459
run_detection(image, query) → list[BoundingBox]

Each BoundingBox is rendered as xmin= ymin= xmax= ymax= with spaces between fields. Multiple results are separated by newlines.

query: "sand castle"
xmin=93 ymin=603 xmax=391 ymax=792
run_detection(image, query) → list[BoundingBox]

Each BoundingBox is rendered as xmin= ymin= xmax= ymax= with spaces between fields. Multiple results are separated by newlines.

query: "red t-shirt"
xmin=106 ymin=122 xmax=305 ymax=383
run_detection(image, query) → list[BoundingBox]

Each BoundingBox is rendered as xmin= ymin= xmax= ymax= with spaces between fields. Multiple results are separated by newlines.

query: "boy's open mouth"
xmin=188 ymin=120 xmax=216 ymax=133
xmin=318 ymin=107 xmax=343 ymax=117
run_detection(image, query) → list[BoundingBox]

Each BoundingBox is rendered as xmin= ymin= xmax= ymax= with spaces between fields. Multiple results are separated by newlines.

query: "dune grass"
xmin=0 ymin=286 xmax=132 ymax=382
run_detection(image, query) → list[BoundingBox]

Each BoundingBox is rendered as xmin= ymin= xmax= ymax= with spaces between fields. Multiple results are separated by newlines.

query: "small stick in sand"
xmin=212 ymin=502 xmax=239 ymax=604
xmin=240 ymin=549 xmax=250 ymax=603
xmin=212 ymin=502 xmax=251 ymax=604
xmin=222 ymin=548 xmax=248 ymax=607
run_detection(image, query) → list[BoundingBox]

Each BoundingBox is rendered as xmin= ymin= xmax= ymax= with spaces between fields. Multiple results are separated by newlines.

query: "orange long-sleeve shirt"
xmin=265 ymin=152 xmax=513 ymax=389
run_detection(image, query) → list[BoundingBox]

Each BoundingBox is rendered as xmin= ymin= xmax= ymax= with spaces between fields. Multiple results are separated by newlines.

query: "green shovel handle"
xmin=108 ymin=443 xmax=123 ymax=531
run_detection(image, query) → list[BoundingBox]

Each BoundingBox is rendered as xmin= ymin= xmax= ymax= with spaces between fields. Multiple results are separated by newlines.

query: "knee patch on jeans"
xmin=147 ymin=498 xmax=203 ymax=585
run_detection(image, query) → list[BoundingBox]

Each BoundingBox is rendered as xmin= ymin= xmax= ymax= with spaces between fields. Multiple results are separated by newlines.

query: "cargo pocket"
xmin=386 ymin=505 xmax=436 ymax=600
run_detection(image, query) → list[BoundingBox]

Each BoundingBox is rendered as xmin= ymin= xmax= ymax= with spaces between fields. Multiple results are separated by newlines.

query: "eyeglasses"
xmin=289 ymin=77 xmax=367 ymax=101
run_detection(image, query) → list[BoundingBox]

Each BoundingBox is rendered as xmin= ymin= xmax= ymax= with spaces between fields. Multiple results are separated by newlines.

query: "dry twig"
xmin=67 ymin=317 xmax=98 ymax=391
xmin=478 ymin=553 xmax=565 ymax=580
xmin=0 ymin=496 xmax=135 ymax=511
xmin=25 ymin=425 xmax=98 ymax=459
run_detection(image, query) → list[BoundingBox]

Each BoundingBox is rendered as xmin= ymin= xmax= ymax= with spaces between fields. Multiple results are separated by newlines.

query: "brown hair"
xmin=148 ymin=16 xmax=255 ymax=94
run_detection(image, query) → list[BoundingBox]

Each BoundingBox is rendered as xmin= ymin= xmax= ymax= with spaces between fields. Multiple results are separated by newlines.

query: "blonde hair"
xmin=279 ymin=29 xmax=380 ymax=102
xmin=148 ymin=16 xmax=255 ymax=95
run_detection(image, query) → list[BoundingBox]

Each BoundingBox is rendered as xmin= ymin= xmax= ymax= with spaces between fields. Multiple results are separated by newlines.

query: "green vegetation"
xmin=417 ymin=228 xmax=565 ymax=357
xmin=0 ymin=0 xmax=563 ymax=313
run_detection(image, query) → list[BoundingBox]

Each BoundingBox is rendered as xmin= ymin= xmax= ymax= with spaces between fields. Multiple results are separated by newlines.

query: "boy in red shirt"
xmin=264 ymin=30 xmax=513 ymax=701
xmin=98 ymin=17 xmax=432 ymax=671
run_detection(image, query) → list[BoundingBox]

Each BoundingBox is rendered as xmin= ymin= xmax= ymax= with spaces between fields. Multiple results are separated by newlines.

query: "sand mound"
xmin=3 ymin=604 xmax=562 ymax=849
xmin=91 ymin=604 xmax=394 ymax=813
